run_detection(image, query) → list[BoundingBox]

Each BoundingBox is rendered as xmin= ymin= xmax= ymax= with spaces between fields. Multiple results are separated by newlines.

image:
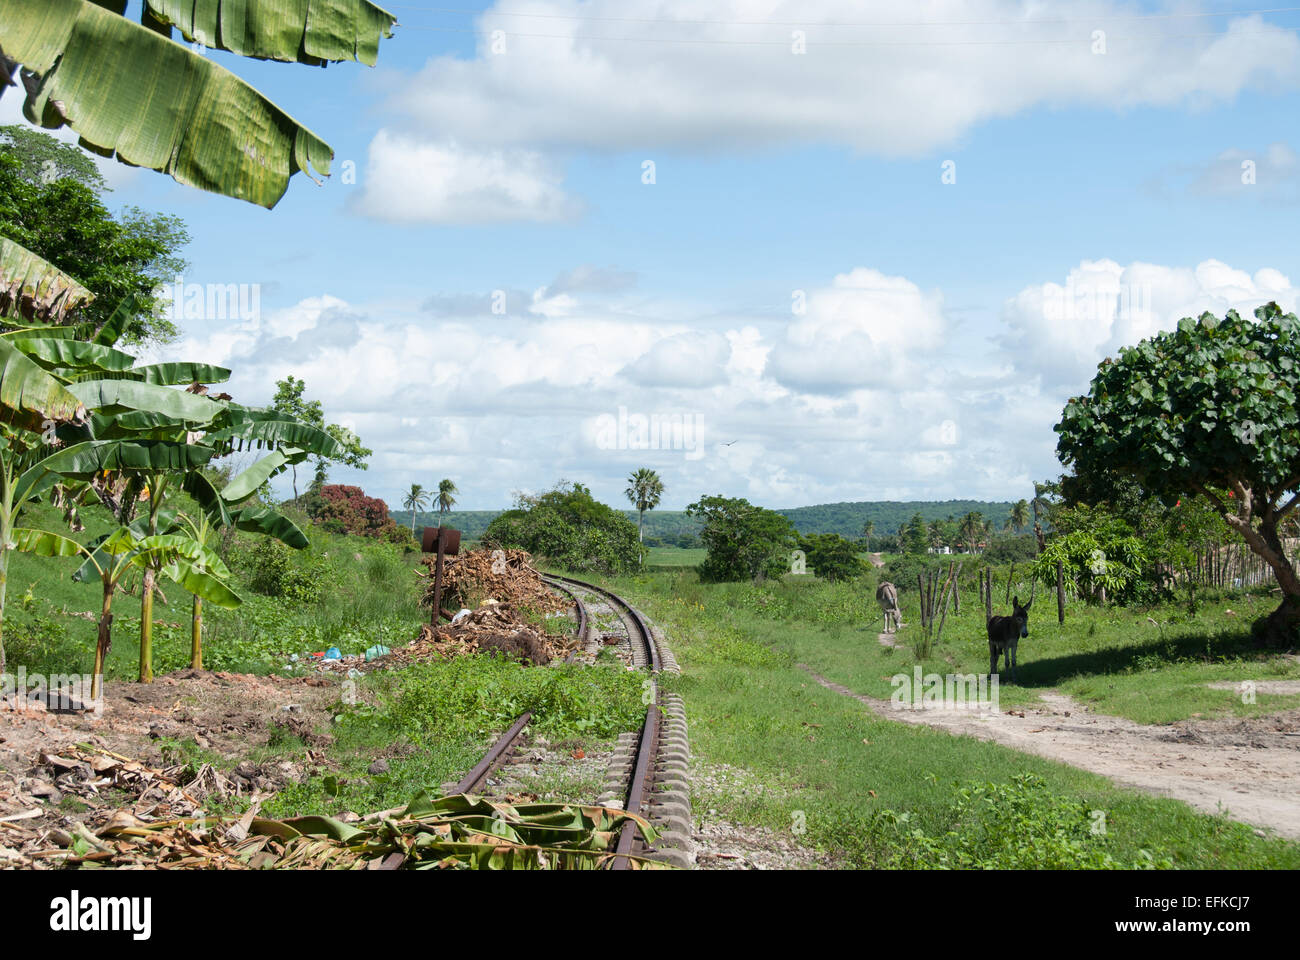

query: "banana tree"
xmin=0 ymin=0 xmax=396 ymax=208
xmin=70 ymin=525 xmax=239 ymax=699
xmin=174 ymin=470 xmax=309 ymax=669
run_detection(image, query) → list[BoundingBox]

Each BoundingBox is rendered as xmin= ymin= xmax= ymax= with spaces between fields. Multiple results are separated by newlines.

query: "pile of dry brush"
xmin=410 ymin=549 xmax=575 ymax=666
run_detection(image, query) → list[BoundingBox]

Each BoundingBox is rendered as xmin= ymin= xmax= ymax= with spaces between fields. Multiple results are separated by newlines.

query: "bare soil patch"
xmin=0 ymin=669 xmax=344 ymax=865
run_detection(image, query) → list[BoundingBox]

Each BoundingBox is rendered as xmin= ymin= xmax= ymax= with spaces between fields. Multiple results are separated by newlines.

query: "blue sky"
xmin=13 ymin=1 xmax=1300 ymax=512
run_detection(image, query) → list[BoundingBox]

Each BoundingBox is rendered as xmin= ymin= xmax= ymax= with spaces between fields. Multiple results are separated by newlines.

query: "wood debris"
xmin=418 ymin=548 xmax=567 ymax=615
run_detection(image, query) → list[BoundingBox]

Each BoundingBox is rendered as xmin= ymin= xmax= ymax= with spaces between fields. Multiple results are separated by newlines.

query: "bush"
xmin=798 ymin=533 xmax=867 ymax=582
xmin=243 ymin=539 xmax=331 ymax=603
xmin=310 ymin=484 xmax=404 ymax=541
xmin=982 ymin=534 xmax=1038 ymax=563
xmin=688 ymin=495 xmax=798 ymax=583
xmin=483 ymin=481 xmax=643 ymax=575
xmin=868 ymin=774 xmax=1171 ymax=870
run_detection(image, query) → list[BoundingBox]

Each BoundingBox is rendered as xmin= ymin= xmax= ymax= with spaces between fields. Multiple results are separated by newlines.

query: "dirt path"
xmin=800 ymin=642 xmax=1300 ymax=840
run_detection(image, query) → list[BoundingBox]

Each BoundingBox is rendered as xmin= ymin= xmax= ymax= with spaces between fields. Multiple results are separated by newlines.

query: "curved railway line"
xmin=444 ymin=573 xmax=690 ymax=869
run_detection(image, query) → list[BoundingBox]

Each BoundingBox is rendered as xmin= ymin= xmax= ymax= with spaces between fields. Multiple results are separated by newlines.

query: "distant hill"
xmin=391 ymin=499 xmax=1016 ymax=546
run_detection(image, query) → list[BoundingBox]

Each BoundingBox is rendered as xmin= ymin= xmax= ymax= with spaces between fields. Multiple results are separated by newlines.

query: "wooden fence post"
xmin=1056 ymin=560 xmax=1066 ymax=625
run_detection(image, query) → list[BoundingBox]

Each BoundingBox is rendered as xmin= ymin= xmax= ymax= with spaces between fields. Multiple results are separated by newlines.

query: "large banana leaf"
xmin=17 ymin=440 xmax=214 ymax=501
xmin=180 ymin=470 xmax=232 ymax=528
xmin=68 ymin=379 xmax=224 ymax=424
xmin=13 ymin=527 xmax=85 ymax=558
xmin=1 ymin=0 xmax=333 ymax=209
xmin=161 ymin=556 xmax=242 ymax=608
xmin=12 ymin=337 xmax=136 ymax=374
xmin=0 ymin=236 xmax=95 ymax=322
xmin=222 ymin=447 xmax=305 ymax=502
xmin=0 ymin=335 xmax=87 ymax=431
xmin=231 ymin=503 xmax=309 ymax=549
xmin=71 ymin=361 xmax=232 ymax=386
xmin=181 ymin=468 xmax=309 ymax=548
xmin=204 ymin=414 xmax=345 ymax=458
xmin=143 ymin=0 xmax=397 ymax=67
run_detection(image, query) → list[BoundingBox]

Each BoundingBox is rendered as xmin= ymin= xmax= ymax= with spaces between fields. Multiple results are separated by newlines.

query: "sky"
xmin=11 ymin=1 xmax=1300 ymax=511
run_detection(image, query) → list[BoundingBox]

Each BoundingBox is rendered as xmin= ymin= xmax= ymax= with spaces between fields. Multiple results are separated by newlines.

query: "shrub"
xmin=310 ymin=484 xmax=404 ymax=541
xmin=798 ymin=533 xmax=867 ymax=582
xmin=483 ymin=481 xmax=643 ymax=575
xmin=687 ymin=495 xmax=798 ymax=583
xmin=243 ymin=539 xmax=331 ymax=603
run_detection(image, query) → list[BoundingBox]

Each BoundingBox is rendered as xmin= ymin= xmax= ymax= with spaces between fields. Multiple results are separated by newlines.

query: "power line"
xmin=384 ymin=3 xmax=1300 ymax=29
xmin=394 ymin=23 xmax=1299 ymax=47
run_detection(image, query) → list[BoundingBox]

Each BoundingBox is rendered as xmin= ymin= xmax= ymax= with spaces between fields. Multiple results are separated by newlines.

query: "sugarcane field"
xmin=1 ymin=0 xmax=1297 ymax=944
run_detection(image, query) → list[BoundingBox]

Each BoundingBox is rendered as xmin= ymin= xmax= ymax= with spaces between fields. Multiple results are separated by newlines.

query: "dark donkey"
xmin=987 ymin=588 xmax=1034 ymax=683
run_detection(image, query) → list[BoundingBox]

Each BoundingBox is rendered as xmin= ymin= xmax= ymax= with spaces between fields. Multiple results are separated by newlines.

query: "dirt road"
xmin=801 ymin=646 xmax=1300 ymax=840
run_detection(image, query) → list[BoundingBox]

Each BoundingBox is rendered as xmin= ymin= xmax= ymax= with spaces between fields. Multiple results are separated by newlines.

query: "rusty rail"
xmin=452 ymin=711 xmax=533 ymax=795
xmin=540 ymin=574 xmax=663 ymax=869
xmin=540 ymin=575 xmax=590 ymax=661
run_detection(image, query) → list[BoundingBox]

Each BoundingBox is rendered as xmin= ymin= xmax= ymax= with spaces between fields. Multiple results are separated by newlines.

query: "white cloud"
xmin=352 ymin=130 xmax=582 ymax=224
xmin=766 ymin=268 xmax=947 ymax=393
xmin=1001 ymin=258 xmax=1300 ymax=390
xmin=386 ymin=3 xmax=1300 ymax=156
xmin=156 ymin=256 xmax=1299 ymax=514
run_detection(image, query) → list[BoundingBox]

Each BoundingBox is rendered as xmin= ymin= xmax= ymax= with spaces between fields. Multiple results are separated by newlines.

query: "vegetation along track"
xmin=444 ymin=574 xmax=691 ymax=868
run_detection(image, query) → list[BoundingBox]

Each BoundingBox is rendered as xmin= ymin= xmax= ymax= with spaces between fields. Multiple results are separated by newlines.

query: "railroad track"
xmin=444 ymin=573 xmax=689 ymax=868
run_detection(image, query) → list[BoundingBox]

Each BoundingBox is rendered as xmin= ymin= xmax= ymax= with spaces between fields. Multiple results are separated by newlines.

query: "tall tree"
xmin=958 ymin=511 xmax=985 ymax=554
xmin=436 ymin=478 xmax=458 ymax=521
xmin=1058 ymin=303 xmax=1300 ymax=646
xmin=271 ymin=375 xmax=371 ymax=496
xmin=624 ymin=468 xmax=664 ymax=546
xmin=403 ymin=483 xmax=429 ymax=534
xmin=1009 ymin=498 xmax=1030 ymax=533
xmin=0 ymin=149 xmax=189 ymax=342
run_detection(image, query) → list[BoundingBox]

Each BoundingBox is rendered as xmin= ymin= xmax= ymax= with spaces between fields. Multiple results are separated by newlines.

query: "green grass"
xmin=2 ymin=502 xmax=426 ymax=680
xmin=645 ymin=546 xmax=705 ymax=569
xmin=592 ymin=567 xmax=1300 ymax=869
xmin=263 ymin=654 xmax=645 ymax=819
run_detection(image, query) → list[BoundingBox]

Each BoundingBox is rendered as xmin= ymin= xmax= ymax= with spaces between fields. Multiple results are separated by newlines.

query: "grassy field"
xmin=645 ymin=546 xmax=706 ymax=568
xmin=596 ymin=566 xmax=1300 ymax=868
xmin=9 ymin=506 xmax=1299 ymax=868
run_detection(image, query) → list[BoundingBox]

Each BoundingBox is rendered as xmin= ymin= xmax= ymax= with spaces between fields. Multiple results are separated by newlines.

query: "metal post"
xmin=432 ymin=530 xmax=445 ymax=626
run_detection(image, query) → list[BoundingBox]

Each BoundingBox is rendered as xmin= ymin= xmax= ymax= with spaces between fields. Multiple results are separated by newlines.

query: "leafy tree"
xmin=1 ymin=0 xmax=396 ymax=208
xmin=1057 ymin=303 xmax=1300 ymax=645
xmin=403 ymin=483 xmax=429 ymax=535
xmin=0 ymin=123 xmax=105 ymax=192
xmin=1029 ymin=527 xmax=1148 ymax=606
xmin=485 ymin=481 xmax=642 ymax=575
xmin=271 ymin=376 xmax=372 ymax=495
xmin=686 ymin=495 xmax=798 ymax=583
xmin=901 ymin=512 xmax=928 ymax=555
xmin=625 ymin=468 xmax=664 ymax=546
xmin=0 ymin=150 xmax=189 ymax=342
xmin=799 ymin=532 xmax=867 ymax=582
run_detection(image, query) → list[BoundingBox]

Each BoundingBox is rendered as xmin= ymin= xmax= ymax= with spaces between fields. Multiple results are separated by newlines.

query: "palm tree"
xmin=436 ymin=479 xmax=458 ymax=522
xmin=1009 ymin=499 xmax=1030 ymax=533
xmin=958 ymin=511 xmax=984 ymax=554
xmin=1030 ymin=482 xmax=1054 ymax=554
xmin=403 ymin=483 xmax=429 ymax=535
xmin=625 ymin=468 xmax=664 ymax=545
xmin=861 ymin=520 xmax=875 ymax=547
